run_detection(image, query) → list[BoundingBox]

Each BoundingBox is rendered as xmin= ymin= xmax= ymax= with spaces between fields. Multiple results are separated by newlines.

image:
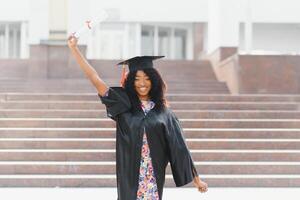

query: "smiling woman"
xmin=68 ymin=36 xmax=208 ymax=200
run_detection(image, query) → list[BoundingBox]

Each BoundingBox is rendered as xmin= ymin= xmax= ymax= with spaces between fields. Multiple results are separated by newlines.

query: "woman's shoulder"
xmin=98 ymin=86 xmax=131 ymax=107
xmin=98 ymin=86 xmax=127 ymax=98
xmin=98 ymin=86 xmax=131 ymax=120
xmin=160 ymin=107 xmax=176 ymax=118
xmin=109 ymin=86 xmax=127 ymax=93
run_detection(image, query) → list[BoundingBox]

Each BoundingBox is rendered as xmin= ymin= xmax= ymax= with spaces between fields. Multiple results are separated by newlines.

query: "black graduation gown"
xmin=98 ymin=86 xmax=198 ymax=200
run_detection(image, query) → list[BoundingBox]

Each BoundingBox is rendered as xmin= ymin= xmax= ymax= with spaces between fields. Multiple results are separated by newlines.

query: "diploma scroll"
xmin=73 ymin=10 xmax=108 ymax=39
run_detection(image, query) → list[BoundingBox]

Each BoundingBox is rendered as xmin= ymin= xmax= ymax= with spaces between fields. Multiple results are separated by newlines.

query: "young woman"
xmin=68 ymin=35 xmax=208 ymax=200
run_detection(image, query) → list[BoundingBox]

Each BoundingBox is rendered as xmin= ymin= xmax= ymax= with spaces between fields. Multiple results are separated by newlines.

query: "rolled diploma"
xmin=73 ymin=10 xmax=108 ymax=38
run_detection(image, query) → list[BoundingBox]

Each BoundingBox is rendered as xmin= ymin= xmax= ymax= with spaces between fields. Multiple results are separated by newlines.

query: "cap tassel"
xmin=120 ymin=64 xmax=128 ymax=88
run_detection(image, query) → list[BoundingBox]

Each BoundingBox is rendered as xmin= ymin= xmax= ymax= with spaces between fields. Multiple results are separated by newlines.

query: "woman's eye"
xmin=135 ymin=77 xmax=149 ymax=81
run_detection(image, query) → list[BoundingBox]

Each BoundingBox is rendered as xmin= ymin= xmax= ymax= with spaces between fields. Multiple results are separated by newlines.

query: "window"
xmin=174 ymin=29 xmax=187 ymax=59
xmin=0 ymin=23 xmax=21 ymax=58
xmin=158 ymin=27 xmax=171 ymax=57
xmin=88 ymin=23 xmax=125 ymax=59
xmin=141 ymin=25 xmax=188 ymax=59
xmin=141 ymin=26 xmax=154 ymax=55
xmin=0 ymin=24 xmax=5 ymax=58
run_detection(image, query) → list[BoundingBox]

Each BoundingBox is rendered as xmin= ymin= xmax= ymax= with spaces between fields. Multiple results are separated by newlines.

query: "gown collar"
xmin=140 ymin=100 xmax=155 ymax=115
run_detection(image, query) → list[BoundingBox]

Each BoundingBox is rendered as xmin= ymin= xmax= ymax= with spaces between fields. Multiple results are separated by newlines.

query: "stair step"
xmin=0 ymin=151 xmax=298 ymax=161
xmin=1 ymin=129 xmax=300 ymax=138
xmin=3 ymin=94 xmax=300 ymax=102
xmin=0 ymin=164 xmax=298 ymax=174
xmin=0 ymin=139 xmax=299 ymax=149
xmin=1 ymin=119 xmax=300 ymax=128
xmin=1 ymin=101 xmax=299 ymax=110
xmin=0 ymin=176 xmax=298 ymax=187
xmin=2 ymin=110 xmax=300 ymax=119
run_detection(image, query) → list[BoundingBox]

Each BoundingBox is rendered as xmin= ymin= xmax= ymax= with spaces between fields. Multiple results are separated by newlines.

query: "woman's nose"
xmin=139 ymin=80 xmax=146 ymax=86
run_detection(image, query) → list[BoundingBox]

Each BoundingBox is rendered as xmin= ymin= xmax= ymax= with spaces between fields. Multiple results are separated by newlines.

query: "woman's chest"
xmin=118 ymin=110 xmax=167 ymax=136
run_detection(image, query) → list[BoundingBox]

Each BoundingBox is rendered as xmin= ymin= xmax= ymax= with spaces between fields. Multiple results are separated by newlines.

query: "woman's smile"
xmin=137 ymin=86 xmax=148 ymax=92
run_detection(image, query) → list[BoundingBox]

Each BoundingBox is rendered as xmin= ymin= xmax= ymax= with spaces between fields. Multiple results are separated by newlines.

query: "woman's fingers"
xmin=68 ymin=36 xmax=76 ymax=43
xmin=201 ymin=183 xmax=208 ymax=192
xmin=197 ymin=181 xmax=208 ymax=193
xmin=199 ymin=187 xmax=207 ymax=192
xmin=67 ymin=34 xmax=78 ymax=49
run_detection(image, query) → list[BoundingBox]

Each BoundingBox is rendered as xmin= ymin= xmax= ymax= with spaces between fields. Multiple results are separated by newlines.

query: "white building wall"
xmin=241 ymin=0 xmax=300 ymax=23
xmin=49 ymin=0 xmax=68 ymax=39
xmin=0 ymin=0 xmax=29 ymax=21
xmin=67 ymin=0 xmax=90 ymax=45
xmin=28 ymin=0 xmax=49 ymax=44
xmin=1 ymin=0 xmax=300 ymax=58
xmin=240 ymin=23 xmax=300 ymax=54
xmin=88 ymin=0 xmax=209 ymax=22
xmin=0 ymin=0 xmax=48 ymax=45
xmin=207 ymin=0 xmax=241 ymax=54
xmin=207 ymin=0 xmax=220 ymax=54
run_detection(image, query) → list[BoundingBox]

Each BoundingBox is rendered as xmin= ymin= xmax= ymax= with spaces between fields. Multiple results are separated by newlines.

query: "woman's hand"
xmin=67 ymin=34 xmax=78 ymax=50
xmin=193 ymin=176 xmax=208 ymax=193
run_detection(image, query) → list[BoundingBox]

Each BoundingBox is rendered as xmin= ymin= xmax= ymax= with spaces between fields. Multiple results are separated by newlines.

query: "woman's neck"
xmin=138 ymin=96 xmax=150 ymax=101
xmin=140 ymin=98 xmax=150 ymax=107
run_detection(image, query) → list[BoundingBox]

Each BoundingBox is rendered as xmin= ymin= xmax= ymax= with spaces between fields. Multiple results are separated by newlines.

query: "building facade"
xmin=0 ymin=0 xmax=300 ymax=59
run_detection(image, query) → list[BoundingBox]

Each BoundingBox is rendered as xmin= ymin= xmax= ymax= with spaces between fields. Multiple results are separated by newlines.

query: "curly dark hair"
xmin=124 ymin=68 xmax=168 ymax=112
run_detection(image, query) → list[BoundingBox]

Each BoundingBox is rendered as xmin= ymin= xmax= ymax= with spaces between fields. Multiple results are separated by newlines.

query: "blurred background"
xmin=1 ymin=0 xmax=300 ymax=94
xmin=0 ymin=0 xmax=300 ymax=199
xmin=1 ymin=0 xmax=300 ymax=59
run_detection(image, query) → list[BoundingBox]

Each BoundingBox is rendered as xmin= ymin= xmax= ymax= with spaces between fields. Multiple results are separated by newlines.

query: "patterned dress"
xmin=136 ymin=100 xmax=160 ymax=200
xmin=103 ymin=89 xmax=160 ymax=199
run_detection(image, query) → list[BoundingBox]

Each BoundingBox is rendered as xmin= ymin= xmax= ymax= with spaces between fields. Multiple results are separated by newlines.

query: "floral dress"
xmin=136 ymin=100 xmax=160 ymax=200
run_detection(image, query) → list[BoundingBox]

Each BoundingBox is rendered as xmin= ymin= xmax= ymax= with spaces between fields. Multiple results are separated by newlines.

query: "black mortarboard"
xmin=117 ymin=56 xmax=165 ymax=71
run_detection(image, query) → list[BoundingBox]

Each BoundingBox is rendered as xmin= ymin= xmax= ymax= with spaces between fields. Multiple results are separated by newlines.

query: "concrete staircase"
xmin=0 ymin=60 xmax=229 ymax=94
xmin=0 ymin=60 xmax=299 ymax=187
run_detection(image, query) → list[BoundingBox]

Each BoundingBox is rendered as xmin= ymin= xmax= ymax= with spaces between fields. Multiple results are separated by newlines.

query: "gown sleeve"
xmin=98 ymin=87 xmax=131 ymax=120
xmin=165 ymin=110 xmax=198 ymax=187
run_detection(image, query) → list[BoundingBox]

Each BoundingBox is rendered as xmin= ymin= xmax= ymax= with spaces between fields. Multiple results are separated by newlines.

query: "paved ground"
xmin=0 ymin=187 xmax=299 ymax=200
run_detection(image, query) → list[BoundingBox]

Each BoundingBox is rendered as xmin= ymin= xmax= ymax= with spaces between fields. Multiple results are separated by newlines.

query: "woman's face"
xmin=134 ymin=70 xmax=152 ymax=100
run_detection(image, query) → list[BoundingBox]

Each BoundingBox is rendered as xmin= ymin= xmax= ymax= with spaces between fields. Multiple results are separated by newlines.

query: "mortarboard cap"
xmin=117 ymin=56 xmax=164 ymax=71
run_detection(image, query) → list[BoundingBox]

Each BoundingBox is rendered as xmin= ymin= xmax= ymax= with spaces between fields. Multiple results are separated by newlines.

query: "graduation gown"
xmin=98 ymin=86 xmax=198 ymax=200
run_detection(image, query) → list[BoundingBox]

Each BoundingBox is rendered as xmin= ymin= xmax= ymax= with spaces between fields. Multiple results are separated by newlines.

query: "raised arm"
xmin=67 ymin=35 xmax=108 ymax=96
